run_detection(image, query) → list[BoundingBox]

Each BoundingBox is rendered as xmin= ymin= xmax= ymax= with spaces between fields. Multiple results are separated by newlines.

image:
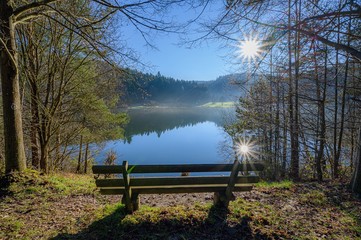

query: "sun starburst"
xmin=236 ymin=35 xmax=263 ymax=63
xmin=235 ymin=138 xmax=257 ymax=162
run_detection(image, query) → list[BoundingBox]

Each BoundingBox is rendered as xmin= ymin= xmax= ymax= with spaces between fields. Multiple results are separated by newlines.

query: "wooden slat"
xmin=95 ymin=175 xmax=259 ymax=188
xmin=99 ymin=184 xmax=253 ymax=195
xmin=96 ymin=178 xmax=125 ymax=187
xmin=92 ymin=163 xmax=264 ymax=174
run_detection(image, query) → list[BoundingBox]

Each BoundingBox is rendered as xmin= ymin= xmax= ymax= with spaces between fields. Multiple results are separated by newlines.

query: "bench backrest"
xmin=92 ymin=162 xmax=265 ymax=175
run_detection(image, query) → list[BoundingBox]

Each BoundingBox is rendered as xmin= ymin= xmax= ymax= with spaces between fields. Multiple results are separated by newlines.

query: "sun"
xmin=240 ymin=144 xmax=249 ymax=154
xmin=236 ymin=35 xmax=262 ymax=62
xmin=235 ymin=138 xmax=256 ymax=161
xmin=240 ymin=40 xmax=260 ymax=58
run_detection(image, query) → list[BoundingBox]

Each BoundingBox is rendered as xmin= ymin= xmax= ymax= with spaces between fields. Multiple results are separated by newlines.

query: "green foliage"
xmin=127 ymin=165 xmax=136 ymax=174
xmin=256 ymin=180 xmax=294 ymax=189
xmin=72 ymin=62 xmax=129 ymax=143
xmin=17 ymin=5 xmax=129 ymax=171
xmin=299 ymin=190 xmax=327 ymax=206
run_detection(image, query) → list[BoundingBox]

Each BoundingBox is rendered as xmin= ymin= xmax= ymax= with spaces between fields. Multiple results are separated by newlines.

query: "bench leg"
xmin=122 ymin=194 xmax=133 ymax=213
xmin=122 ymin=194 xmax=140 ymax=213
xmin=213 ymin=192 xmax=235 ymax=208
xmin=131 ymin=193 xmax=140 ymax=211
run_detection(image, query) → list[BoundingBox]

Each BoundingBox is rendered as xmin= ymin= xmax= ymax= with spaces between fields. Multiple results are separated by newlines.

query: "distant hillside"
xmin=200 ymin=73 xmax=249 ymax=103
xmin=119 ymin=69 xmax=249 ymax=106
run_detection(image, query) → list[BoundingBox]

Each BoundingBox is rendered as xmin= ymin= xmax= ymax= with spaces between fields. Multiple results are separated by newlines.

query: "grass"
xmin=256 ymin=180 xmax=294 ymax=189
xmin=0 ymin=172 xmax=360 ymax=239
xmin=128 ymin=102 xmax=236 ymax=109
xmin=198 ymin=101 xmax=235 ymax=108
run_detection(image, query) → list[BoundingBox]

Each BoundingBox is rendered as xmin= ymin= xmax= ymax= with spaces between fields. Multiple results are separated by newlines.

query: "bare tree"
xmin=189 ymin=1 xmax=361 ymax=189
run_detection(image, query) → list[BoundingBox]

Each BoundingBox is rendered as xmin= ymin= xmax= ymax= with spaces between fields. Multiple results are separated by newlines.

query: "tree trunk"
xmin=334 ymin=12 xmax=351 ymax=179
xmin=76 ymin=135 xmax=83 ymax=173
xmin=350 ymin=129 xmax=361 ymax=194
xmin=288 ymin=0 xmax=299 ymax=180
xmin=334 ymin=57 xmax=348 ymax=179
xmin=84 ymin=142 xmax=89 ymax=174
xmin=40 ymin=143 xmax=49 ymax=173
xmin=0 ymin=2 xmax=27 ymax=173
xmin=281 ymin=87 xmax=287 ymax=178
xmin=310 ymin=35 xmax=325 ymax=181
xmin=39 ymin=112 xmax=50 ymax=173
xmin=30 ymin=86 xmax=40 ymax=169
xmin=27 ymin=27 xmax=41 ymax=169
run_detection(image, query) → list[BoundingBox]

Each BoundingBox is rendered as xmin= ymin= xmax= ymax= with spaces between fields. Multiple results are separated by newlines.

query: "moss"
xmin=256 ymin=180 xmax=294 ymax=189
xmin=47 ymin=173 xmax=95 ymax=195
xmin=0 ymin=216 xmax=25 ymax=239
xmin=299 ymin=190 xmax=327 ymax=206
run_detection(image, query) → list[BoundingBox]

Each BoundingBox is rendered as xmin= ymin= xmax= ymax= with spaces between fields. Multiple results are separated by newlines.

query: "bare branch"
xmin=290 ymin=27 xmax=361 ymax=61
xmin=13 ymin=0 xmax=60 ymax=17
xmin=303 ymin=9 xmax=361 ymax=22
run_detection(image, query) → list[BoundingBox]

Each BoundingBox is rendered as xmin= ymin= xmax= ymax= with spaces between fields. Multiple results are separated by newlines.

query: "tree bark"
xmin=26 ymin=24 xmax=41 ymax=170
xmin=84 ymin=142 xmax=89 ymax=174
xmin=76 ymin=135 xmax=83 ymax=173
xmin=30 ymin=80 xmax=40 ymax=169
xmin=0 ymin=2 xmax=27 ymax=173
xmin=351 ymin=129 xmax=361 ymax=194
xmin=288 ymin=0 xmax=299 ymax=180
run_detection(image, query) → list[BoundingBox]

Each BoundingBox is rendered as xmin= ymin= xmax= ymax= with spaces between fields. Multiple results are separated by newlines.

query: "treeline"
xmin=119 ymin=70 xmax=244 ymax=106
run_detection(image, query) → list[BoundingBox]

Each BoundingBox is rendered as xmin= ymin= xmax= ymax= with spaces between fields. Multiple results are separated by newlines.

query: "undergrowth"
xmin=0 ymin=172 xmax=360 ymax=240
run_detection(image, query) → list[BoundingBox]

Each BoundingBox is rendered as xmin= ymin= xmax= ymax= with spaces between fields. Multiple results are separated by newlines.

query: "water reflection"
xmin=124 ymin=107 xmax=229 ymax=143
xmin=97 ymin=107 xmax=235 ymax=165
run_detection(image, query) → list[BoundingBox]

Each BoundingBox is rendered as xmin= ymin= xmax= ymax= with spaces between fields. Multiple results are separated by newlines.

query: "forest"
xmin=1 ymin=0 xmax=361 ymax=239
xmin=119 ymin=69 xmax=245 ymax=106
xmin=216 ymin=0 xmax=361 ymax=191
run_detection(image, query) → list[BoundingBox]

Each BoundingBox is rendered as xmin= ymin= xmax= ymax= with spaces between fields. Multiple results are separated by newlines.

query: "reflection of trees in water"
xmin=123 ymin=108 xmax=233 ymax=143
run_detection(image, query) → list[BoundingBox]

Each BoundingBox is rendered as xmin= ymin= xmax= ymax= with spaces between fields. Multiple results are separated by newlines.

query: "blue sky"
xmin=122 ymin=2 xmax=236 ymax=81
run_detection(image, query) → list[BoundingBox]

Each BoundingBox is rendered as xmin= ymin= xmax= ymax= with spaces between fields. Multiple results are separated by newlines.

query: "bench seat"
xmin=99 ymin=184 xmax=255 ymax=195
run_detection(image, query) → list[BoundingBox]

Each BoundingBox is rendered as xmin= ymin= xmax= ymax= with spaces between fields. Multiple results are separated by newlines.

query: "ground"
xmin=0 ymin=171 xmax=360 ymax=239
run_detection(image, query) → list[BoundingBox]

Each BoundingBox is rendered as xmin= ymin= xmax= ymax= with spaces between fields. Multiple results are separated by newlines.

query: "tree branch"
xmin=303 ymin=9 xmax=361 ymax=22
xmin=13 ymin=0 xmax=60 ymax=17
xmin=290 ymin=27 xmax=361 ymax=61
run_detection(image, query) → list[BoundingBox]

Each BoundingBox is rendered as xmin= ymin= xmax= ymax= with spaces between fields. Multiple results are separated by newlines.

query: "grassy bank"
xmin=0 ymin=171 xmax=360 ymax=239
xmin=127 ymin=102 xmax=235 ymax=109
xmin=198 ymin=102 xmax=235 ymax=108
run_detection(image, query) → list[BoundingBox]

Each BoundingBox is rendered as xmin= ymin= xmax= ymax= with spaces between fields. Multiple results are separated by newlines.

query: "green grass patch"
xmin=256 ymin=180 xmax=294 ymax=189
xmin=47 ymin=173 xmax=95 ymax=195
xmin=198 ymin=101 xmax=235 ymax=108
xmin=0 ymin=217 xmax=24 ymax=239
xmin=1 ymin=170 xmax=96 ymax=200
xmin=299 ymin=190 xmax=327 ymax=206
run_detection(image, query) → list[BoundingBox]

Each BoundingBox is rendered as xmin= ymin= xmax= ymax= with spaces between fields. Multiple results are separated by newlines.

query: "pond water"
xmin=96 ymin=107 xmax=235 ymax=166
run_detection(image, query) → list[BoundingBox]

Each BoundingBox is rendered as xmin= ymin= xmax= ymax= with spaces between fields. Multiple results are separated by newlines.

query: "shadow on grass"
xmin=52 ymin=204 xmax=274 ymax=240
xmin=0 ymin=175 xmax=13 ymax=199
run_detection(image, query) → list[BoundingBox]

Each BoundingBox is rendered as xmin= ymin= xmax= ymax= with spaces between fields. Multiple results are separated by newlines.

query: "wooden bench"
xmin=92 ymin=160 xmax=264 ymax=213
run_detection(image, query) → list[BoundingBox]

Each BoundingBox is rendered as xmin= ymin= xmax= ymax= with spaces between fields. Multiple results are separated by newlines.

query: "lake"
xmin=96 ymin=107 xmax=235 ymax=166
